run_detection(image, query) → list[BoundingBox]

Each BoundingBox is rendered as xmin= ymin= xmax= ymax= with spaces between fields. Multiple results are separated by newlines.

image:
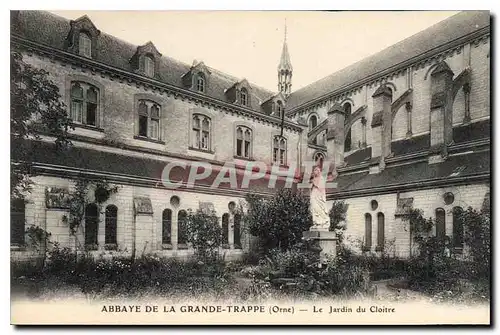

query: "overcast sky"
xmin=50 ymin=10 xmax=459 ymax=93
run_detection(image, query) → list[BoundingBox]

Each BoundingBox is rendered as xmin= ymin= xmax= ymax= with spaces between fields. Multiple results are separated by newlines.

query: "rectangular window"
xmin=138 ymin=115 xmax=148 ymax=137
xmin=244 ymin=141 xmax=250 ymax=158
xmin=71 ymin=101 xmax=83 ymax=123
xmin=236 ymin=139 xmax=243 ymax=156
xmin=201 ymin=131 xmax=209 ymax=150
xmin=149 ymin=118 xmax=159 ymax=140
xmin=279 ymin=149 xmax=285 ymax=165
xmin=86 ymin=102 xmax=97 ymax=126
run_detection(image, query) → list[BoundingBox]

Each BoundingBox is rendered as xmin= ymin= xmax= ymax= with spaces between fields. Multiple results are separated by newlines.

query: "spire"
xmin=278 ymin=18 xmax=293 ymax=97
xmin=278 ymin=19 xmax=293 ymax=72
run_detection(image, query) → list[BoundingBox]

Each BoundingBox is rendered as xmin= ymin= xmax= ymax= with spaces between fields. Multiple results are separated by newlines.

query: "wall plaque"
xmin=45 ymin=187 xmax=71 ymax=209
xmin=134 ymin=196 xmax=153 ymax=215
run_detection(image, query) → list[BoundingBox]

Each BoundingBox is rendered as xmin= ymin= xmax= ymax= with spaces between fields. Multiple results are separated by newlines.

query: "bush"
xmin=245 ymin=189 xmax=312 ymax=252
xmin=184 ymin=209 xmax=222 ymax=262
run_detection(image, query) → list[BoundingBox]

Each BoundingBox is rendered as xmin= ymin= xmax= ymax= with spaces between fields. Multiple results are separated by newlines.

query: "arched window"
xmin=364 ymin=213 xmax=372 ymax=250
xmin=177 ymin=210 xmax=188 ymax=247
xmin=222 ymin=213 xmax=229 ymax=248
xmin=240 ymin=88 xmax=248 ymax=106
xmin=308 ymin=114 xmax=318 ymax=131
xmin=105 ymin=205 xmax=117 ymax=245
xmin=276 ymin=101 xmax=284 ymax=118
xmin=144 ymin=55 xmax=155 ymax=77
xmin=11 ymin=199 xmax=25 ymax=246
xmin=234 ymin=213 xmax=242 ymax=249
xmin=196 ymin=74 xmax=205 ymax=92
xmin=78 ymin=32 xmax=92 ymax=58
xmin=84 ymin=203 xmax=99 ymax=248
xmin=313 ymin=152 xmax=325 ymax=168
xmin=192 ymin=114 xmax=211 ymax=151
xmin=138 ymin=100 xmax=160 ymax=140
xmin=435 ymin=208 xmax=446 ymax=239
xmin=70 ymin=82 xmax=99 ymax=126
xmin=308 ymin=114 xmax=318 ymax=145
xmin=377 ymin=213 xmax=385 ymax=250
xmin=162 ymin=209 xmax=172 ymax=244
xmin=235 ymin=125 xmax=252 ymax=158
xmin=452 ymin=206 xmax=464 ymax=249
xmin=272 ymin=136 xmax=287 ymax=165
xmin=344 ymin=103 xmax=352 ymax=152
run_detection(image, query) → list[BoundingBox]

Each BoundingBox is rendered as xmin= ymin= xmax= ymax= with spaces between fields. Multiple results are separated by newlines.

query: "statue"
xmin=309 ymin=165 xmax=335 ymax=231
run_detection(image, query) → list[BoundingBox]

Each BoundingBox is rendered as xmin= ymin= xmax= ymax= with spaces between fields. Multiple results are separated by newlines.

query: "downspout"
xmin=131 ymin=203 xmax=136 ymax=261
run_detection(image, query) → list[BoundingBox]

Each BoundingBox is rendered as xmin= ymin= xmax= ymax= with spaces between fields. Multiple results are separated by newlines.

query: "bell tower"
xmin=278 ymin=20 xmax=293 ymax=97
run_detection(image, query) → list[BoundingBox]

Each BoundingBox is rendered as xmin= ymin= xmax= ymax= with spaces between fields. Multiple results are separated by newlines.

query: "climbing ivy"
xmin=62 ymin=178 xmax=119 ymax=234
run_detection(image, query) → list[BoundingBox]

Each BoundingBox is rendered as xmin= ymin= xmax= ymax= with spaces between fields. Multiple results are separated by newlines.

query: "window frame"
xmin=136 ymin=99 xmax=161 ymax=141
xmin=364 ymin=213 xmax=372 ymax=251
xmin=343 ymin=103 xmax=352 ymax=152
xmin=234 ymin=124 xmax=253 ymax=159
xmin=240 ymin=88 xmax=248 ymax=106
xmin=272 ymin=135 xmax=287 ymax=166
xmin=191 ymin=113 xmax=212 ymax=152
xmin=69 ymin=81 xmax=100 ymax=127
xmin=144 ymin=55 xmax=155 ymax=78
xmin=78 ymin=32 xmax=92 ymax=58
xmin=104 ymin=205 xmax=118 ymax=246
xmin=162 ymin=209 xmax=173 ymax=246
xmin=84 ymin=203 xmax=99 ymax=250
xmin=196 ymin=73 xmax=206 ymax=93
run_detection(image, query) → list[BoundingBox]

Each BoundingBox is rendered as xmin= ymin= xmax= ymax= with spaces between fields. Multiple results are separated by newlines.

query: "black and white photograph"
xmin=8 ymin=8 xmax=491 ymax=325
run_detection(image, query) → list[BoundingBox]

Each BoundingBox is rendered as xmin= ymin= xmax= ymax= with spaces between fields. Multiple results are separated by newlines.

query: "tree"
xmin=185 ymin=209 xmax=222 ymax=262
xmin=329 ymin=200 xmax=349 ymax=243
xmin=11 ymin=51 xmax=73 ymax=199
xmin=245 ymin=189 xmax=312 ymax=252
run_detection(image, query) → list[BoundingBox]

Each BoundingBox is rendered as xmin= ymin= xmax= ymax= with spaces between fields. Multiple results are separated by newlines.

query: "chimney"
xmin=371 ymin=85 xmax=393 ymax=170
xmin=429 ymin=61 xmax=454 ymax=163
xmin=326 ymin=102 xmax=345 ymax=167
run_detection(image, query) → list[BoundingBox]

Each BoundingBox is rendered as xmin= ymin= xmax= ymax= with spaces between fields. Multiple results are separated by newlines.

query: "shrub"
xmin=184 ymin=209 xmax=222 ymax=262
xmin=329 ymin=200 xmax=349 ymax=244
xmin=245 ymin=189 xmax=312 ymax=252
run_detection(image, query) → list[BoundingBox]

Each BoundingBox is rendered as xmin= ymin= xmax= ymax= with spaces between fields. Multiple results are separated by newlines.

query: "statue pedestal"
xmin=303 ymin=230 xmax=337 ymax=264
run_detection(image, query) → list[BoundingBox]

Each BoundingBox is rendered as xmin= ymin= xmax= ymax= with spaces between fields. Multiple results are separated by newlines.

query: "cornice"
xmin=336 ymin=138 xmax=490 ymax=174
xmin=31 ymin=163 xmax=277 ymax=198
xmin=288 ymin=27 xmax=490 ymax=116
xmin=327 ymin=173 xmax=490 ymax=200
xmin=11 ymin=35 xmax=303 ymax=133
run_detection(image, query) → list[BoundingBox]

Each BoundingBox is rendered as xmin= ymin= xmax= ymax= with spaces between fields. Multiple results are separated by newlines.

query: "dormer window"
xmin=240 ymin=88 xmax=248 ymax=106
xmin=78 ymin=32 xmax=92 ymax=58
xmin=276 ymin=101 xmax=284 ymax=118
xmin=66 ymin=15 xmax=100 ymax=59
xmin=144 ymin=55 xmax=155 ymax=78
xmin=196 ymin=74 xmax=206 ymax=93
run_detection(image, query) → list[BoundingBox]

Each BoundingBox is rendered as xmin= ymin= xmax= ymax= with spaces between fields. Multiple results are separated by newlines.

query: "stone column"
xmin=370 ymin=85 xmax=393 ymax=172
xmin=361 ymin=117 xmax=367 ymax=147
xmin=463 ymin=83 xmax=471 ymax=124
xmin=406 ymin=102 xmax=413 ymax=138
xmin=326 ymin=102 xmax=345 ymax=167
xmin=429 ymin=61 xmax=454 ymax=162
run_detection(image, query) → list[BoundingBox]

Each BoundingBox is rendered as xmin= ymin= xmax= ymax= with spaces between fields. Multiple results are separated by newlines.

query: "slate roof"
xmin=10 ymin=10 xmax=278 ymax=114
xmin=286 ymin=11 xmax=490 ymax=110
xmin=16 ymin=140 xmax=295 ymax=195
xmin=333 ymin=149 xmax=490 ymax=194
xmin=453 ymin=119 xmax=490 ymax=143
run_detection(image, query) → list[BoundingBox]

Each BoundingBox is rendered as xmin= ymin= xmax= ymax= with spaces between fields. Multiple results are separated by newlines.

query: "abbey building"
xmin=10 ymin=11 xmax=490 ymax=261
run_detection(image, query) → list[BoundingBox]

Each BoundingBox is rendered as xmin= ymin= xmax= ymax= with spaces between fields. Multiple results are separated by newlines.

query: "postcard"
xmin=10 ymin=9 xmax=491 ymax=325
